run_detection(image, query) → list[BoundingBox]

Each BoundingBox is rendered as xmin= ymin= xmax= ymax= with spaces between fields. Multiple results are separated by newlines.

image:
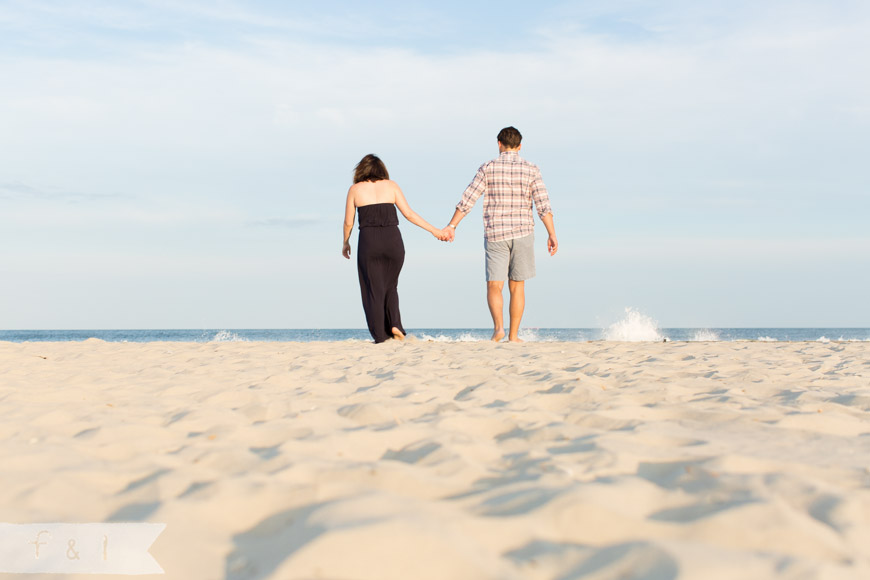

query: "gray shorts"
xmin=485 ymin=233 xmax=535 ymax=281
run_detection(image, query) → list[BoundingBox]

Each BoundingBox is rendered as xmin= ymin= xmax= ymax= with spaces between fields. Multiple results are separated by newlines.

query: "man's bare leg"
xmin=487 ymin=281 xmax=506 ymax=341
xmin=508 ymin=279 xmax=525 ymax=342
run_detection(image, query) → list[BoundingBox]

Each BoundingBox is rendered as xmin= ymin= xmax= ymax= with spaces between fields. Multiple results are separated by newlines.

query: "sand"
xmin=1 ymin=339 xmax=869 ymax=579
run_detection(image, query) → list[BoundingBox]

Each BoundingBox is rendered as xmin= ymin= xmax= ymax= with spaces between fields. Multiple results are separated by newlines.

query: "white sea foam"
xmin=418 ymin=329 xmax=552 ymax=342
xmin=418 ymin=332 xmax=482 ymax=343
xmin=757 ymin=336 xmax=778 ymax=342
xmin=210 ymin=330 xmax=248 ymax=342
xmin=604 ymin=308 xmax=665 ymax=342
xmin=518 ymin=328 xmax=539 ymax=342
xmin=691 ymin=329 xmax=720 ymax=342
xmin=817 ymin=336 xmax=831 ymax=343
xmin=518 ymin=328 xmax=557 ymax=342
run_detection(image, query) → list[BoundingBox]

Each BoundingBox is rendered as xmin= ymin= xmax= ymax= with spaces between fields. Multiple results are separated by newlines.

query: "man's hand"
xmin=547 ymin=234 xmax=558 ymax=256
xmin=441 ymin=226 xmax=455 ymax=242
xmin=342 ymin=241 xmax=351 ymax=259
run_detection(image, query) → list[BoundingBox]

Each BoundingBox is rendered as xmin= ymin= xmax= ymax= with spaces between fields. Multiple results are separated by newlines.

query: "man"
xmin=442 ymin=127 xmax=557 ymax=342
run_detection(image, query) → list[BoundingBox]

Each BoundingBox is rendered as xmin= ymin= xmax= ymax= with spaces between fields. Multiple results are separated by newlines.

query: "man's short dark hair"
xmin=497 ymin=126 xmax=522 ymax=149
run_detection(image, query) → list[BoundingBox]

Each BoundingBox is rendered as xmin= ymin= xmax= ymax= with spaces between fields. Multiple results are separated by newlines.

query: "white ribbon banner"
xmin=0 ymin=523 xmax=165 ymax=574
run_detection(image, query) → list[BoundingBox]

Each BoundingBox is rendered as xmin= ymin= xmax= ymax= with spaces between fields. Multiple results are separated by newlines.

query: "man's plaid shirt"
xmin=456 ymin=151 xmax=552 ymax=242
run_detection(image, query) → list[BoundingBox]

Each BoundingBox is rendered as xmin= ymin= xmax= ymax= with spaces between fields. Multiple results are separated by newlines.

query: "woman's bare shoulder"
xmin=347 ymin=181 xmax=371 ymax=199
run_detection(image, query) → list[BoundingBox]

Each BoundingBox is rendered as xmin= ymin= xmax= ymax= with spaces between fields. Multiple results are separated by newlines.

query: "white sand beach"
xmin=1 ymin=339 xmax=869 ymax=579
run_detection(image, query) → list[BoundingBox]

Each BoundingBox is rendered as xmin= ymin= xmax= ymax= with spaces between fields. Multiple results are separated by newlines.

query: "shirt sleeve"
xmin=531 ymin=168 xmax=552 ymax=219
xmin=456 ymin=166 xmax=487 ymax=214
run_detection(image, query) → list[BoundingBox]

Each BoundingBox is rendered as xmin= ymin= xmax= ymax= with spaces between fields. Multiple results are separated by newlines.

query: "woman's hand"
xmin=342 ymin=241 xmax=351 ymax=259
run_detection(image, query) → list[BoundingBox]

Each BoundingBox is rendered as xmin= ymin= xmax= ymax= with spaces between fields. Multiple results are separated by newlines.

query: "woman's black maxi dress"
xmin=357 ymin=203 xmax=406 ymax=343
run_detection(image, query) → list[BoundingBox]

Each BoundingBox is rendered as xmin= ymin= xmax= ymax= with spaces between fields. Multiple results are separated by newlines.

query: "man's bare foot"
xmin=491 ymin=329 xmax=505 ymax=342
xmin=391 ymin=327 xmax=405 ymax=341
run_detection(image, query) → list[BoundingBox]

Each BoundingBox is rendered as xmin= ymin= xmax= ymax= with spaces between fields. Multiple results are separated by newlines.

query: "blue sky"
xmin=1 ymin=0 xmax=868 ymax=329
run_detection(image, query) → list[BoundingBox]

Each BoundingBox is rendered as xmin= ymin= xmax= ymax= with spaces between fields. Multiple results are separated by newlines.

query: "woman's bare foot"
xmin=491 ymin=329 xmax=505 ymax=342
xmin=391 ymin=327 xmax=405 ymax=341
xmin=508 ymin=336 xmax=524 ymax=343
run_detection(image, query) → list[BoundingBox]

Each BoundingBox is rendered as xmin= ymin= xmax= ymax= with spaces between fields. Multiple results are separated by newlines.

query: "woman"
xmin=342 ymin=154 xmax=446 ymax=343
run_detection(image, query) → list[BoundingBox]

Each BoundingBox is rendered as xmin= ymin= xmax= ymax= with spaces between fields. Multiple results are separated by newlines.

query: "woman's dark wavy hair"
xmin=353 ymin=154 xmax=390 ymax=183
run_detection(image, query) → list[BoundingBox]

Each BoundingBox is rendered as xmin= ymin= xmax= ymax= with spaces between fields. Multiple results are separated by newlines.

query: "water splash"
xmin=417 ymin=328 xmax=554 ymax=342
xmin=604 ymin=308 xmax=665 ymax=342
xmin=418 ymin=332 xmax=482 ymax=342
xmin=210 ymin=330 xmax=248 ymax=342
xmin=691 ymin=329 xmax=720 ymax=342
xmin=518 ymin=328 xmax=557 ymax=342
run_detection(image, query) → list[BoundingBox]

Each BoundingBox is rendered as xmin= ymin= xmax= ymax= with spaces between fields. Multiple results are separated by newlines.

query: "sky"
xmin=1 ymin=0 xmax=869 ymax=330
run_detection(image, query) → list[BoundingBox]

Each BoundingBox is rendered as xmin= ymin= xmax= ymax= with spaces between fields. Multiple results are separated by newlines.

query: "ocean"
xmin=1 ymin=328 xmax=867 ymax=343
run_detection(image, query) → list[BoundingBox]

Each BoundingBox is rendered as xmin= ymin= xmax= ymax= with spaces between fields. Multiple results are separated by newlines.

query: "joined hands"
xmin=433 ymin=226 xmax=455 ymax=242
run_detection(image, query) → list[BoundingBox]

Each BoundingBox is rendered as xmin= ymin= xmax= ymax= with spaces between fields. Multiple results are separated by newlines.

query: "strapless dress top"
xmin=358 ymin=203 xmax=399 ymax=228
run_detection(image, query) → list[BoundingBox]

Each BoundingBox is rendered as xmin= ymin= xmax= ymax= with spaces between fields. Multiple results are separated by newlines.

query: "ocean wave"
xmin=690 ymin=329 xmax=720 ymax=342
xmin=418 ymin=332 xmax=483 ymax=343
xmin=209 ymin=330 xmax=249 ymax=342
xmin=604 ymin=308 xmax=665 ymax=342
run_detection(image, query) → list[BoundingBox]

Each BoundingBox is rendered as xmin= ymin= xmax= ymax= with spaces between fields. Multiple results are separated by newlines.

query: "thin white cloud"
xmin=3 ymin=3 xmax=867 ymax=142
xmin=579 ymin=236 xmax=870 ymax=262
xmin=248 ymin=216 xmax=321 ymax=228
xmin=1 ymin=0 xmax=157 ymax=32
xmin=0 ymin=181 xmax=127 ymax=203
xmin=2 ymin=10 xmax=867 ymax=217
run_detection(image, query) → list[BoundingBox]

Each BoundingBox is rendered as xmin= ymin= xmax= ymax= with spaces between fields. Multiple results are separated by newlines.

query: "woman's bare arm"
xmin=342 ymin=186 xmax=356 ymax=258
xmin=393 ymin=184 xmax=442 ymax=238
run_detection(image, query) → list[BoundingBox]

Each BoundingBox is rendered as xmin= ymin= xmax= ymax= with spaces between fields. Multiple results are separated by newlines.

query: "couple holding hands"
xmin=342 ymin=126 xmax=558 ymax=344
